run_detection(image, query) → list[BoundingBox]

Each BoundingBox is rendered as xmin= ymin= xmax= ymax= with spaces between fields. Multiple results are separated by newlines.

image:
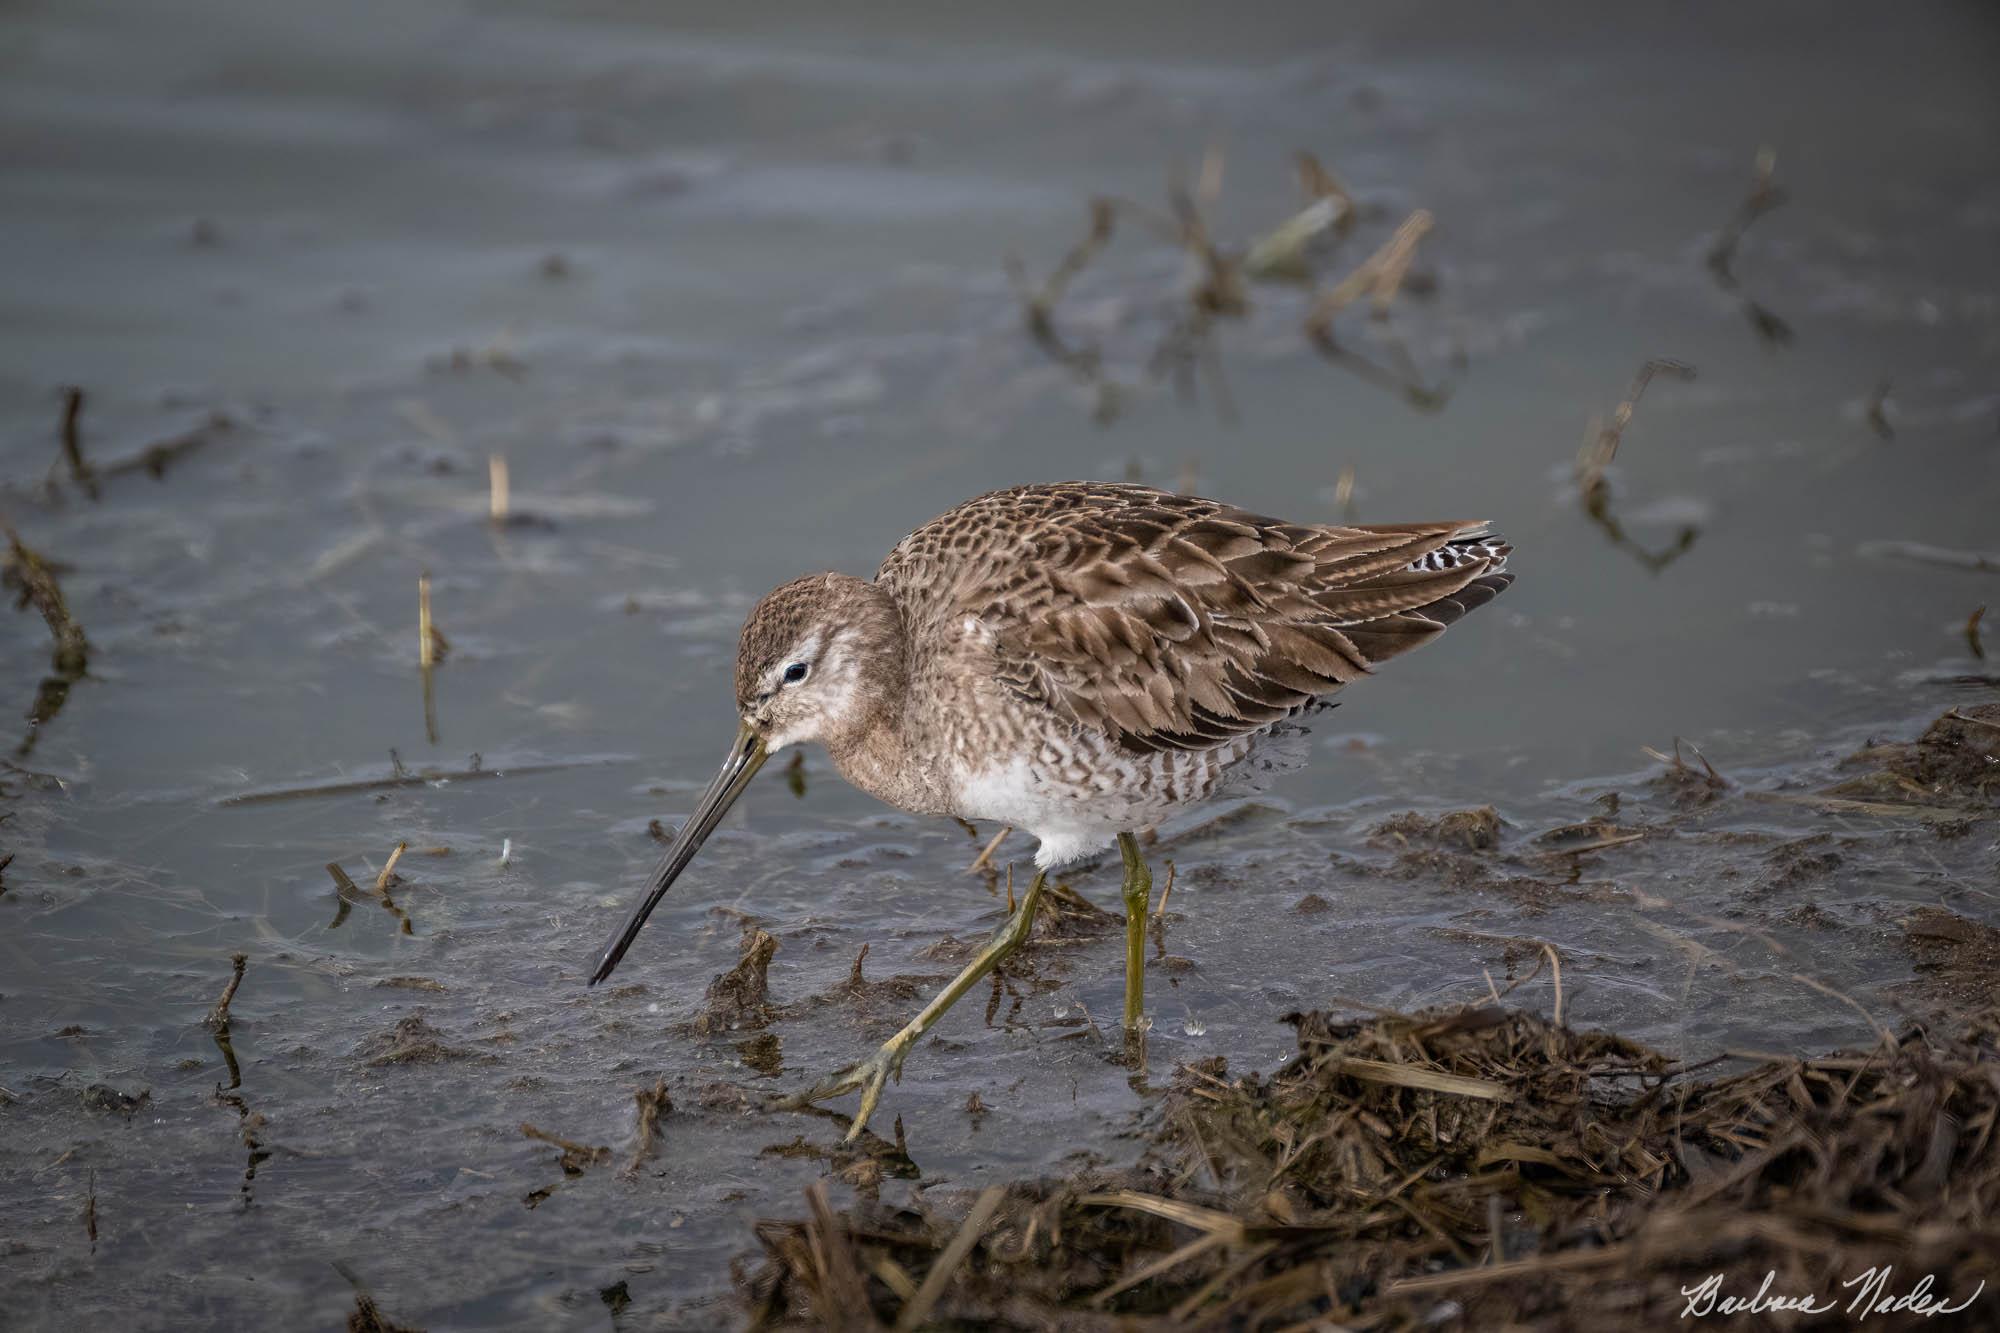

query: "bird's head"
xmin=733 ymin=572 xmax=898 ymax=754
xmin=588 ymin=572 xmax=901 ymax=985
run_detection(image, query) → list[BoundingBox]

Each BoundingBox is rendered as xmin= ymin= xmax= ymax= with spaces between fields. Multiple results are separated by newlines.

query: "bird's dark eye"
xmin=782 ymin=662 xmax=809 ymax=685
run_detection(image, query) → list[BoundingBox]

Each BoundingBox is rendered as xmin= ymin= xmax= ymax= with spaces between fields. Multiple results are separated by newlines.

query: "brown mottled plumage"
xmin=723 ymin=482 xmax=1510 ymax=865
xmin=592 ymin=481 xmax=1513 ymax=1140
xmin=880 ymin=482 xmax=1510 ymax=755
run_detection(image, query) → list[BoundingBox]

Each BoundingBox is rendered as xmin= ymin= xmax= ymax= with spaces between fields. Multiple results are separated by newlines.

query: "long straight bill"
xmin=588 ymin=723 xmax=767 ymax=985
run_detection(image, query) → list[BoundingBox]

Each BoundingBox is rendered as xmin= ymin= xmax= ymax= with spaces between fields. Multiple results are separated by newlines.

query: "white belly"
xmin=953 ymin=756 xmax=1132 ymax=868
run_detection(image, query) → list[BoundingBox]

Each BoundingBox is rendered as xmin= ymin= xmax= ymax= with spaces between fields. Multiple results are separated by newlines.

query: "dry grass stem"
xmin=520 ymin=1122 xmax=611 ymax=1173
xmin=219 ymin=755 xmax=613 ymax=807
xmin=1706 ymin=147 xmax=1794 ymax=347
xmin=1570 ymin=358 xmax=1701 ymax=571
xmin=1856 ymin=540 xmax=2000 ymax=574
xmin=488 ymin=454 xmax=510 ymax=524
xmin=57 ymin=386 xmax=97 ymax=499
xmin=417 ymin=575 xmax=438 ymax=669
xmin=1153 ymin=860 xmax=1177 ymax=921
xmin=624 ymin=1078 xmax=672 ymax=1177
xmin=205 ymin=952 xmax=249 ymax=1030
xmin=966 ymin=826 xmax=1010 ymax=875
xmin=1304 ymin=209 xmax=1433 ymax=335
xmin=1541 ymin=942 xmax=1564 ymax=1026
xmin=3 ymin=521 xmax=92 ymax=756
xmin=372 ymin=842 xmax=407 ymax=897
xmin=892 ymin=1186 xmax=1005 ymax=1332
xmin=1574 ymin=358 xmax=1697 ymax=503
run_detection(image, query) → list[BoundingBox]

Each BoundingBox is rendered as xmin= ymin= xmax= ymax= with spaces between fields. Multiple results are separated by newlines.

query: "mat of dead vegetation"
xmin=738 ymin=998 xmax=1997 ymax=1329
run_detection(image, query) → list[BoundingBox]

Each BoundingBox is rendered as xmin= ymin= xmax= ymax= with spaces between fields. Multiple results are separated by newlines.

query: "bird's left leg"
xmin=788 ymin=869 xmax=1047 ymax=1142
xmin=1117 ymin=832 xmax=1152 ymax=1028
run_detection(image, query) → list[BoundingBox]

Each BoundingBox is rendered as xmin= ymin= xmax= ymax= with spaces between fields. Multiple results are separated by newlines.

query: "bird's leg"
xmin=789 ymin=869 xmax=1046 ymax=1142
xmin=1118 ymin=832 xmax=1152 ymax=1029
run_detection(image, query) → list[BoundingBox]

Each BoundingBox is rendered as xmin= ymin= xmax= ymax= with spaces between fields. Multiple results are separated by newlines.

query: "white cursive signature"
xmin=1680 ymin=1268 xmax=1985 ymax=1320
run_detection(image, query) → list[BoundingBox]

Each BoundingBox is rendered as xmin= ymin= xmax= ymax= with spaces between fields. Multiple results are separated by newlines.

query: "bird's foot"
xmin=782 ymin=1038 xmax=911 ymax=1142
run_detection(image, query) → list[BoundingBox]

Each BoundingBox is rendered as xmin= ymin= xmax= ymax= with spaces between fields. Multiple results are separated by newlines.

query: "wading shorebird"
xmin=590 ymin=482 xmax=1511 ymax=1139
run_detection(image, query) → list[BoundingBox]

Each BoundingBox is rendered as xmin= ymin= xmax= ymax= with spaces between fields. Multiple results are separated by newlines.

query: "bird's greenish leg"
xmin=1118 ymin=832 xmax=1152 ymax=1029
xmin=793 ymin=870 xmax=1046 ymax=1142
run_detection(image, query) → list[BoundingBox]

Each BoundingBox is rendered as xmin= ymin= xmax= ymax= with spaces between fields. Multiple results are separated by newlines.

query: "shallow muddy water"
xmin=2 ymin=1 xmax=1997 ymax=1327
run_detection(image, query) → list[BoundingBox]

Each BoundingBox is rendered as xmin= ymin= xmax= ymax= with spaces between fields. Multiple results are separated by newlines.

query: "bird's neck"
xmin=820 ymin=585 xmax=950 ymax=815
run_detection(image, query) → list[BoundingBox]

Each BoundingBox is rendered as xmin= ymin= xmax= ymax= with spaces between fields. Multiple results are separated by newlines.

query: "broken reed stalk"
xmin=624 ymin=1078 xmax=672 ymax=1177
xmin=58 ymin=387 xmax=98 ymax=499
xmin=1574 ymin=358 xmax=1697 ymax=503
xmin=892 ymin=1185 xmax=1005 ymax=1332
xmin=1334 ymin=463 xmax=1357 ymax=521
xmin=1541 ymin=942 xmax=1564 ymax=1026
xmin=1003 ymin=198 xmax=1125 ymax=423
xmin=417 ymin=575 xmax=436 ymax=670
xmin=372 ymin=841 xmax=407 ymax=896
xmin=2 ymin=522 xmax=91 ymax=678
xmin=1705 ymin=147 xmax=1794 ymax=347
xmin=966 ymin=826 xmax=1010 ymax=875
xmin=1238 ymin=151 xmax=1355 ymax=283
xmin=1013 ymin=198 xmax=1118 ymax=330
xmin=205 ymin=952 xmax=249 ymax=1030
xmin=417 ymin=574 xmax=445 ymax=744
xmin=219 ymin=755 xmax=615 ymax=808
xmin=1194 ymin=142 xmax=1225 ymax=206
xmin=520 ymin=1122 xmax=611 ymax=1166
xmin=1304 ymin=209 xmax=1433 ymax=336
xmin=100 ymin=413 xmax=230 ymax=481
xmin=488 ymin=455 xmax=510 ymax=525
xmin=1705 ymin=146 xmax=1786 ymax=289
xmin=326 ymin=857 xmax=412 ymax=935
xmin=1296 ymin=151 xmax=1355 ymax=214
xmin=1369 ymin=222 xmax=1426 ymax=318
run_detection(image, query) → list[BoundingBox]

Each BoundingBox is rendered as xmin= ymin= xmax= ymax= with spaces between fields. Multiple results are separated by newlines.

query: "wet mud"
xmin=3 ymin=1 xmax=1997 ymax=1327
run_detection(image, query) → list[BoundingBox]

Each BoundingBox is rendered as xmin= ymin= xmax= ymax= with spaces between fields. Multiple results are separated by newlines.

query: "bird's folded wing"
xmin=885 ymin=482 xmax=1507 ymax=756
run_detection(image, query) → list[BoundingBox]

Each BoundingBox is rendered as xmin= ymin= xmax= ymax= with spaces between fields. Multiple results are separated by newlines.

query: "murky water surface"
xmin=3 ymin=2 xmax=1996 ymax=1326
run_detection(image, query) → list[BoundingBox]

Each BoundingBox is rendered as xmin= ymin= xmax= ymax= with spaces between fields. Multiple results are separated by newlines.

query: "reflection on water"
xmin=2 ymin=0 xmax=1998 ymax=1325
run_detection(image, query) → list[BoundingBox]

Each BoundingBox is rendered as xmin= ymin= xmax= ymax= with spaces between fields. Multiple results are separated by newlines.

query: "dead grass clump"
xmin=1898 ymin=907 xmax=2000 ymax=1012
xmin=693 ymin=927 xmax=780 ymax=1036
xmin=1370 ymin=805 xmax=1502 ymax=851
xmin=356 ymin=1013 xmax=475 ymax=1066
xmin=624 ymin=1077 xmax=673 ymax=1177
xmin=738 ymin=1002 xmax=2000 ymax=1328
xmin=521 ymin=1121 xmax=611 ymax=1176
xmin=1642 ymin=736 xmax=1729 ymax=808
xmin=1887 ymin=705 xmax=2000 ymax=800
